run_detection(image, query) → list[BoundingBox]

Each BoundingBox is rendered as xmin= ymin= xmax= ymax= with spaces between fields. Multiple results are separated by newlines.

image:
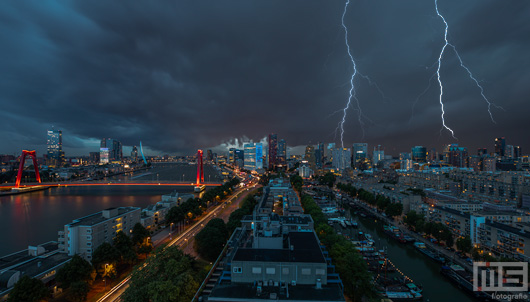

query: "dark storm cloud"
xmin=0 ymin=0 xmax=529 ymax=156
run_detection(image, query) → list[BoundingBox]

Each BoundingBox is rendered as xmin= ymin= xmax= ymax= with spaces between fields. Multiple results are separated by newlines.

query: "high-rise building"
xmin=411 ymin=146 xmax=427 ymax=162
xmin=505 ymin=145 xmax=515 ymax=158
xmin=234 ymin=149 xmax=244 ymax=168
xmin=483 ymin=156 xmax=496 ymax=172
xmin=100 ymin=138 xmax=122 ymax=162
xmin=228 ymin=148 xmax=235 ymax=165
xmin=495 ymin=137 xmax=505 ymax=157
xmin=268 ymin=133 xmax=278 ymax=169
xmin=243 ymin=143 xmax=263 ymax=171
xmin=399 ymin=152 xmax=411 ymax=160
xmin=206 ymin=150 xmax=213 ymax=161
xmin=89 ymin=152 xmax=100 ymax=164
xmin=131 ymin=146 xmax=138 ymax=162
xmin=326 ymin=143 xmax=336 ymax=162
xmin=477 ymin=148 xmax=488 ymax=157
xmin=446 ymin=144 xmax=468 ymax=167
xmin=332 ymin=148 xmax=351 ymax=171
xmin=514 ymin=146 xmax=522 ymax=159
xmin=304 ymin=145 xmax=316 ymax=169
xmin=315 ymin=142 xmax=325 ymax=169
xmin=353 ymin=143 xmax=368 ymax=163
xmin=47 ymin=129 xmax=64 ymax=167
xmin=373 ymin=145 xmax=384 ymax=166
xmin=277 ymin=139 xmax=286 ymax=166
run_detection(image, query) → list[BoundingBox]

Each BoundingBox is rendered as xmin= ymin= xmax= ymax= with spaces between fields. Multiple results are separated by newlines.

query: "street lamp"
xmin=104 ymin=263 xmax=109 ymax=289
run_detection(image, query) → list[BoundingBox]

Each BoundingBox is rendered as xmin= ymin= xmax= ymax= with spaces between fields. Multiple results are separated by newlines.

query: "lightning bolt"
xmin=338 ymin=0 xmax=362 ymax=148
xmin=433 ymin=0 xmax=503 ymax=138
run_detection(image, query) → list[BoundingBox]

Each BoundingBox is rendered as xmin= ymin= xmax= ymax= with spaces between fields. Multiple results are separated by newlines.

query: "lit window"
xmin=233 ymin=267 xmax=242 ymax=273
xmin=266 ymin=268 xmax=276 ymax=274
xmin=252 ymin=267 xmax=262 ymax=274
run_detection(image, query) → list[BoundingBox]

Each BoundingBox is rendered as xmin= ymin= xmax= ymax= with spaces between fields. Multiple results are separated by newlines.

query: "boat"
xmin=194 ymin=185 xmax=206 ymax=192
xmin=403 ymin=234 xmax=415 ymax=243
xmin=414 ymin=241 xmax=445 ymax=263
xmin=383 ymin=225 xmax=407 ymax=243
xmin=440 ymin=265 xmax=491 ymax=300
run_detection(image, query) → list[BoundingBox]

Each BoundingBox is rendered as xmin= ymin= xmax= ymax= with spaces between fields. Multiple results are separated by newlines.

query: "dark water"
xmin=0 ymin=163 xmax=222 ymax=256
xmin=344 ymin=214 xmax=475 ymax=302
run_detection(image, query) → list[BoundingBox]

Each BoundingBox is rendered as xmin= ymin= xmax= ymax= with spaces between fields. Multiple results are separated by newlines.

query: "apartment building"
xmin=58 ymin=207 xmax=141 ymax=261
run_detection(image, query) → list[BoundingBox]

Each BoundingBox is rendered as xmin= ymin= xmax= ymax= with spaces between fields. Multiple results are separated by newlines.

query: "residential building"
xmin=373 ymin=145 xmax=384 ymax=166
xmin=277 ymin=139 xmax=287 ymax=166
xmin=495 ymin=137 xmax=505 ymax=157
xmin=58 ymin=207 xmax=141 ymax=261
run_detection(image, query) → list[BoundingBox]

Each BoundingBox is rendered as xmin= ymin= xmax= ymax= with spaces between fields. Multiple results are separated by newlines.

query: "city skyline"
xmin=1 ymin=1 xmax=529 ymax=156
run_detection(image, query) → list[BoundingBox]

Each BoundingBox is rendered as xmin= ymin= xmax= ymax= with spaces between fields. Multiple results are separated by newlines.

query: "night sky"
xmin=1 ymin=1 xmax=529 ymax=156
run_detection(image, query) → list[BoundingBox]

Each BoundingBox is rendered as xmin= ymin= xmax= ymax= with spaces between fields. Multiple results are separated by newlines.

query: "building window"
xmin=301 ymin=268 xmax=311 ymax=275
xmin=315 ymin=269 xmax=325 ymax=275
xmin=266 ymin=268 xmax=276 ymax=275
xmin=87 ymin=242 xmax=92 ymax=246
xmin=282 ymin=268 xmax=290 ymax=275
xmin=233 ymin=267 xmax=242 ymax=273
xmin=86 ymin=229 xmax=92 ymax=234
xmin=252 ymin=267 xmax=262 ymax=274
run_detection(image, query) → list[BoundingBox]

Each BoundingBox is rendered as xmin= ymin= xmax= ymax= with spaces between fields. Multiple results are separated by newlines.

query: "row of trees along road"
xmin=291 ymin=176 xmax=376 ymax=302
xmin=336 ymin=183 xmax=403 ymax=218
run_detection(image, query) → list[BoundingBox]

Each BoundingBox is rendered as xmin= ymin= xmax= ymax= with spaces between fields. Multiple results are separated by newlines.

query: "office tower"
xmin=332 ymin=148 xmax=351 ymax=171
xmin=47 ymin=129 xmax=64 ymax=167
xmin=100 ymin=138 xmax=123 ymax=162
xmin=228 ymin=148 xmax=235 ymax=165
xmin=277 ymin=139 xmax=286 ymax=166
xmin=373 ymin=145 xmax=384 ymax=166
xmin=353 ymin=143 xmax=368 ymax=163
xmin=314 ymin=142 xmax=324 ymax=169
xmin=446 ymin=144 xmax=468 ymax=167
xmin=477 ymin=148 xmax=488 ymax=157
xmin=244 ymin=143 xmax=263 ymax=171
xmin=207 ymin=150 xmax=213 ymax=161
xmin=505 ymin=145 xmax=514 ymax=158
xmin=411 ymin=146 xmax=427 ymax=162
xmin=305 ymin=145 xmax=316 ymax=169
xmin=234 ymin=149 xmax=244 ymax=168
xmin=268 ymin=133 xmax=278 ymax=169
xmin=514 ymin=146 xmax=521 ymax=158
xmin=326 ymin=143 xmax=336 ymax=162
xmin=494 ymin=137 xmax=505 ymax=157
xmin=131 ymin=146 xmax=138 ymax=162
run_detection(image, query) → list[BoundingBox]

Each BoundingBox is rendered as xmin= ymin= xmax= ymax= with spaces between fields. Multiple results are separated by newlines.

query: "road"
xmin=96 ymin=182 xmax=259 ymax=302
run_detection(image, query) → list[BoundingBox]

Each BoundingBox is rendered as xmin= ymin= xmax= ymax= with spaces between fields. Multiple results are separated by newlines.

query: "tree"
xmin=384 ymin=202 xmax=403 ymax=218
xmin=290 ymin=174 xmax=303 ymax=192
xmin=7 ymin=276 xmax=49 ymax=302
xmin=92 ymin=242 xmax=120 ymax=277
xmin=194 ymin=218 xmax=229 ymax=261
xmin=318 ymin=172 xmax=336 ymax=188
xmin=56 ymin=255 xmax=94 ymax=289
xmin=121 ymin=247 xmax=200 ymax=302
xmin=131 ymin=223 xmax=150 ymax=246
xmin=114 ymin=231 xmax=137 ymax=265
xmin=456 ymin=236 xmax=472 ymax=254
xmin=68 ymin=281 xmax=89 ymax=302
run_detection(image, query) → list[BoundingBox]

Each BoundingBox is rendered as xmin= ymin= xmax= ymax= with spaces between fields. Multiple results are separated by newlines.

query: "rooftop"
xmin=486 ymin=221 xmax=530 ymax=240
xmin=208 ymin=283 xmax=345 ymax=302
xmin=67 ymin=206 xmax=140 ymax=227
xmin=233 ymin=232 xmax=325 ymax=263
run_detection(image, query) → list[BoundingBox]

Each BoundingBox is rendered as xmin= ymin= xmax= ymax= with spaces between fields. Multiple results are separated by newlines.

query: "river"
xmin=0 ymin=163 xmax=222 ymax=256
xmin=341 ymin=212 xmax=476 ymax=302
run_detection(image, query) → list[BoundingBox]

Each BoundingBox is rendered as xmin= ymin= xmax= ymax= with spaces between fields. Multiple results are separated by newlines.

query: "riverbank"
xmin=0 ymin=185 xmax=50 ymax=196
xmin=347 ymin=198 xmax=474 ymax=272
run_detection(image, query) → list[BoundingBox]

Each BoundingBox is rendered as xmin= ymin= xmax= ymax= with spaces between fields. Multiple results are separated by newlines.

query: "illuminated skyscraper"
xmin=332 ymin=148 xmax=351 ymax=171
xmin=353 ymin=143 xmax=368 ymax=163
xmin=47 ymin=129 xmax=64 ymax=167
xmin=373 ymin=145 xmax=384 ymax=166
xmin=244 ymin=143 xmax=263 ymax=171
xmin=411 ymin=146 xmax=427 ymax=162
xmin=100 ymin=138 xmax=122 ymax=162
